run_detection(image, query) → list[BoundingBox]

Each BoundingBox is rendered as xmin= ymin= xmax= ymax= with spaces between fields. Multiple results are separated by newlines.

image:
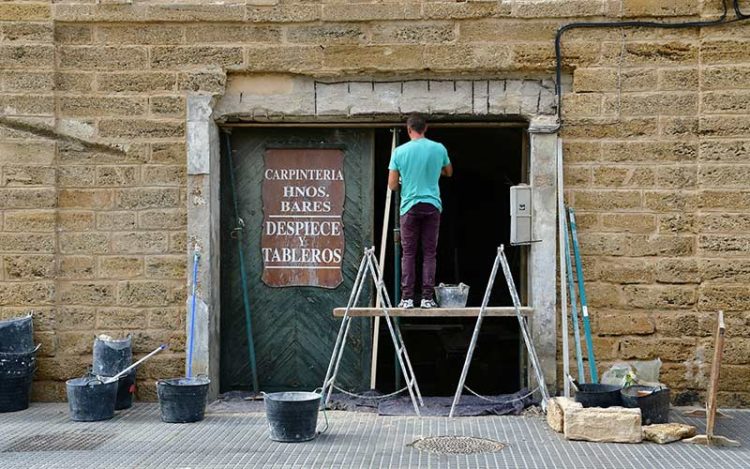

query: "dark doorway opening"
xmin=373 ymin=125 xmax=527 ymax=396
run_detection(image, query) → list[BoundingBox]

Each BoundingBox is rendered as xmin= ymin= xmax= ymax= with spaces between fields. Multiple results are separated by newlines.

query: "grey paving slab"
xmin=0 ymin=404 xmax=748 ymax=468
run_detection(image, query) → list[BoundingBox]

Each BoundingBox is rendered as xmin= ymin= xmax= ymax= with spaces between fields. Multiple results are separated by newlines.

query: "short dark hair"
xmin=406 ymin=113 xmax=427 ymax=134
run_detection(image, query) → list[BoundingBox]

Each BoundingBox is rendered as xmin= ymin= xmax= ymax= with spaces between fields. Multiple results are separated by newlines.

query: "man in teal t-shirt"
xmin=388 ymin=113 xmax=452 ymax=309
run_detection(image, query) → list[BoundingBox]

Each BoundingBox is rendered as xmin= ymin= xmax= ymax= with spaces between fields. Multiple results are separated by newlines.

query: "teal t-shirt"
xmin=388 ymin=137 xmax=451 ymax=216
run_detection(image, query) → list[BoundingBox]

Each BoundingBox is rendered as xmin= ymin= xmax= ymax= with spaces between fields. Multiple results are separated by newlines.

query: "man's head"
xmin=406 ymin=113 xmax=427 ymax=137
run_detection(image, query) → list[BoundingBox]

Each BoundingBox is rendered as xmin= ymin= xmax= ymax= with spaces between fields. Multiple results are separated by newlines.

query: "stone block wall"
xmin=0 ymin=0 xmax=748 ymax=405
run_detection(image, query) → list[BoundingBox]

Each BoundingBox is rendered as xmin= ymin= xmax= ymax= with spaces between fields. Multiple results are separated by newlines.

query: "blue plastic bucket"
xmin=264 ymin=391 xmax=322 ymax=442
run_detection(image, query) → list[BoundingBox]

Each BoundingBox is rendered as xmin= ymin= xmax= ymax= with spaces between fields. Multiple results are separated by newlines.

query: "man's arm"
xmin=441 ymin=164 xmax=453 ymax=177
xmin=388 ymin=169 xmax=400 ymax=191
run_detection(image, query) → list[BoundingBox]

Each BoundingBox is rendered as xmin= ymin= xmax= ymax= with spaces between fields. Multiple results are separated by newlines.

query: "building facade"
xmin=1 ymin=0 xmax=749 ymax=406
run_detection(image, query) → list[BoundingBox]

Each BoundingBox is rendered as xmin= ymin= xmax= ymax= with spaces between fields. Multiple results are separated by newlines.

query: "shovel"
xmin=99 ymin=344 xmax=167 ymax=384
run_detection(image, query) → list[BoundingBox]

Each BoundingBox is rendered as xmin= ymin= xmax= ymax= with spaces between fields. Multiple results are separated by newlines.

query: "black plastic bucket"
xmin=621 ymin=385 xmax=670 ymax=425
xmin=157 ymin=377 xmax=210 ymax=423
xmin=66 ymin=377 xmax=117 ymax=422
xmin=574 ymin=383 xmax=623 ymax=408
xmin=92 ymin=335 xmax=135 ymax=410
xmin=264 ymin=391 xmax=322 ymax=442
xmin=0 ymin=370 xmax=35 ymax=413
xmin=0 ymin=346 xmax=38 ymax=377
xmin=0 ymin=315 xmax=33 ymax=353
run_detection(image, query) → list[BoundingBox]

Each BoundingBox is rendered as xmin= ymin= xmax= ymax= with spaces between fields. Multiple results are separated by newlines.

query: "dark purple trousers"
xmin=400 ymin=202 xmax=440 ymax=301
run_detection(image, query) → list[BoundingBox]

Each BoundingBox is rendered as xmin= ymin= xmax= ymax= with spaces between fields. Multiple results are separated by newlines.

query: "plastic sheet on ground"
xmin=327 ymin=388 xmax=535 ymax=417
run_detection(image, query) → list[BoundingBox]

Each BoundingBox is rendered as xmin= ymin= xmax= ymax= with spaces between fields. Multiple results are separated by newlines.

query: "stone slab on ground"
xmin=547 ymin=396 xmax=582 ymax=433
xmin=643 ymin=423 xmax=697 ymax=444
xmin=565 ymin=406 xmax=643 ymax=443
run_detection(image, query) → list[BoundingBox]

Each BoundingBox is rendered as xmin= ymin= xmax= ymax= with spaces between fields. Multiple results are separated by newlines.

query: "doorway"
xmin=373 ymin=125 xmax=527 ymax=396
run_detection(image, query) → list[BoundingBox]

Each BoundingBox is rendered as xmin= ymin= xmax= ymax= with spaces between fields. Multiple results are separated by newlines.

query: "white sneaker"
xmin=397 ymin=299 xmax=414 ymax=309
xmin=420 ymin=299 xmax=438 ymax=309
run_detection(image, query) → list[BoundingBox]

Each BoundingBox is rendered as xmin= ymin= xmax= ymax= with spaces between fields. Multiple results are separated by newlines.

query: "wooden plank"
xmin=334 ymin=307 xmax=533 ymax=317
xmin=707 ymin=310 xmax=725 ymax=438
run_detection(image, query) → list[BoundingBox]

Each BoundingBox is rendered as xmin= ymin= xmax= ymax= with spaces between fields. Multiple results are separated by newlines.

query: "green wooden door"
xmin=220 ymin=128 xmax=373 ymax=392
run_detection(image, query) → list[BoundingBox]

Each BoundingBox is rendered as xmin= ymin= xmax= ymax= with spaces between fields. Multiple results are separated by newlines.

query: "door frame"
xmin=186 ymin=81 xmax=559 ymax=399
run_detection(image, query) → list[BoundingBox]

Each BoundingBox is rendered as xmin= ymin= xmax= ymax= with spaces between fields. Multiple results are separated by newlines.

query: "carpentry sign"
xmin=261 ymin=148 xmax=345 ymax=288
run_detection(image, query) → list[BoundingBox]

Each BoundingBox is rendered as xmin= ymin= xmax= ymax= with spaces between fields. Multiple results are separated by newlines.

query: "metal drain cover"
xmin=3 ymin=432 xmax=114 ymax=452
xmin=411 ymin=436 xmax=505 ymax=455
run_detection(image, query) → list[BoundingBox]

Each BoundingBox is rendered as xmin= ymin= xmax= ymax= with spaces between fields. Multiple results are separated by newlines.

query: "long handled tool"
xmin=101 ymin=344 xmax=167 ymax=384
xmin=556 ymin=138 xmax=571 ymax=397
xmin=223 ymin=131 xmax=259 ymax=393
xmin=369 ymin=128 xmax=399 ymax=389
xmin=186 ymin=246 xmax=200 ymax=378
xmin=563 ymin=210 xmax=585 ymax=383
xmin=568 ymin=207 xmax=598 ymax=383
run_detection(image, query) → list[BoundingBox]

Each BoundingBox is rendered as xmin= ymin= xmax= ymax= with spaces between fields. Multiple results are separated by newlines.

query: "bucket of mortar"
xmin=435 ymin=283 xmax=470 ymax=308
xmin=621 ymin=385 xmax=670 ymax=425
xmin=92 ymin=335 xmax=135 ymax=410
xmin=263 ymin=391 xmax=324 ymax=442
xmin=157 ymin=377 xmax=210 ymax=423
xmin=0 ymin=315 xmax=34 ymax=353
xmin=66 ymin=376 xmax=118 ymax=422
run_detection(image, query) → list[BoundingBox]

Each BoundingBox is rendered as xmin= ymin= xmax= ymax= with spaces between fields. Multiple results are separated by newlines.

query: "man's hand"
xmin=388 ymin=170 xmax=400 ymax=191
xmin=441 ymin=164 xmax=453 ymax=177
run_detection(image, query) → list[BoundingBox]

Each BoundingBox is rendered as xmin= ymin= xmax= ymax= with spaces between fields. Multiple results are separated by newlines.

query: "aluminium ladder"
xmin=449 ymin=245 xmax=550 ymax=418
xmin=321 ymin=247 xmax=424 ymax=416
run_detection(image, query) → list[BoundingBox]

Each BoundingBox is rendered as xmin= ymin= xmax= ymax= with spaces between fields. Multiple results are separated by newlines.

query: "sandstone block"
xmin=139 ymin=209 xmax=186 ymax=230
xmin=425 ymin=1 xmax=510 ymax=19
xmin=117 ymin=280 xmax=176 ymax=307
xmin=600 ymin=213 xmax=656 ymax=233
xmin=702 ymin=65 xmax=750 ymax=89
xmin=3 ymin=210 xmax=55 ymax=232
xmin=2 ymin=22 xmax=53 ymax=43
xmin=573 ymin=68 xmax=618 ymax=92
xmin=699 ymin=285 xmax=750 ymax=311
xmin=606 ymin=92 xmax=698 ymax=117
xmin=645 ymin=191 xmax=698 ymax=212
xmin=643 ymin=423 xmax=697 ymax=444
xmin=0 ymin=94 xmax=53 ymax=116
xmin=702 ymin=39 xmax=750 ymax=65
xmin=59 ymin=233 xmax=109 ymax=254
xmin=186 ymin=24 xmax=280 ymax=44
xmin=55 ymin=72 xmax=93 ymax=92
xmin=148 ymin=307 xmax=181 ymax=329
xmin=658 ymin=68 xmax=698 ymax=90
xmin=115 ymin=188 xmax=180 ymax=210
xmin=561 ymin=94 xmax=601 ymax=118
xmin=3 ymin=255 xmax=55 ymax=280
xmin=112 ymin=232 xmax=168 ymax=254
xmin=57 ymin=306 xmax=96 ymax=331
xmin=59 ymin=256 xmax=95 ymax=279
xmin=178 ymin=70 xmax=225 ymax=93
xmin=620 ymin=42 xmax=697 ymax=65
xmin=596 ymin=312 xmax=654 ymax=336
xmin=58 ymin=211 xmax=96 ymax=232
xmin=565 ymin=407 xmax=642 ymax=443
xmin=372 ymin=23 xmax=455 ymax=44
xmin=52 ymin=4 xmax=147 ymax=23
xmin=95 ymin=24 xmax=183 ymax=45
xmin=59 ymin=281 xmax=115 ymax=306
xmin=620 ymin=0 xmax=698 ymax=17
xmin=170 ymin=232 xmax=187 ymax=253
xmin=0 ymin=142 xmax=55 ymax=165
xmin=57 ymin=166 xmax=95 ymax=187
xmin=0 ymin=3 xmax=50 ymax=21
xmin=59 ymin=46 xmax=147 ymax=71
xmin=145 ymin=256 xmax=186 ymax=279
xmin=57 ymin=331 xmax=94 ymax=355
xmin=99 ymin=256 xmax=143 ymax=279
xmin=54 ymin=24 xmax=92 ymax=44
xmin=151 ymin=46 xmax=243 ymax=68
xmin=563 ymin=140 xmax=601 ymax=163
xmin=0 ymin=281 xmax=54 ymax=306
xmin=592 ymin=167 xmax=654 ymax=187
xmin=700 ymin=140 xmax=750 ymax=162
xmin=699 ymin=235 xmax=750 ymax=256
xmin=623 ymin=285 xmax=697 ymax=309
xmin=151 ymin=143 xmax=185 ymax=164
xmin=97 ymin=72 xmax=176 ymax=93
xmin=547 ymin=397 xmax=582 ymax=433
xmin=719 ymin=365 xmax=750 ymax=392
xmin=31 ymin=381 xmax=66 ymax=402
xmin=561 ymin=118 xmax=658 ymax=139
xmin=149 ymin=96 xmax=185 ymax=118
xmin=97 ymin=212 xmax=137 ymax=230
xmin=96 ymin=166 xmax=138 ymax=187
xmin=572 ymin=190 xmax=641 ymax=210
xmin=699 ymin=165 xmax=750 ymax=188
xmin=655 ymin=259 xmax=701 ymax=284
xmin=98 ymin=119 xmax=184 ymax=139
xmin=514 ymin=0 xmax=604 ymax=17
xmin=459 ymin=19 xmax=558 ymax=42
xmin=0 ymin=233 xmax=54 ymax=252
xmin=60 ymin=96 xmax=146 ymax=118
xmin=98 ymin=307 xmax=148 ymax=329
xmin=0 ymin=44 xmax=54 ymax=69
xmin=58 ymin=189 xmax=113 ymax=209
xmin=620 ymin=337 xmax=696 ymax=361
xmin=658 ymin=213 xmax=695 ymax=234
xmin=699 ymin=190 xmax=750 ymax=210
xmin=601 ymin=141 xmax=697 ymax=164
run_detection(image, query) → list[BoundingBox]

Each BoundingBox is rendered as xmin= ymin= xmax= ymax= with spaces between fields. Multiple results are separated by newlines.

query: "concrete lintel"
xmin=186 ymin=93 xmax=221 ymax=399
xmin=528 ymin=116 xmax=560 ymax=134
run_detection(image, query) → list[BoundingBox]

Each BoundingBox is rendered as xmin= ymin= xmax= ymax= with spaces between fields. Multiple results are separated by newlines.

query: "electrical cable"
xmin=555 ymin=0 xmax=750 ymax=123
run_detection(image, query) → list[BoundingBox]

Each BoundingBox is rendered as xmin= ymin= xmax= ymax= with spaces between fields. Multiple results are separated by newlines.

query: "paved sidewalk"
xmin=0 ymin=403 xmax=747 ymax=468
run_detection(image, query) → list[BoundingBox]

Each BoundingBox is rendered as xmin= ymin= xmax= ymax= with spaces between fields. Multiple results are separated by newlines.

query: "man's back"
xmin=389 ymin=138 xmax=450 ymax=216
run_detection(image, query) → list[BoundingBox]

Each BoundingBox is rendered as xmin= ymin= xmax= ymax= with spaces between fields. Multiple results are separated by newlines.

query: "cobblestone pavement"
xmin=0 ymin=403 xmax=747 ymax=468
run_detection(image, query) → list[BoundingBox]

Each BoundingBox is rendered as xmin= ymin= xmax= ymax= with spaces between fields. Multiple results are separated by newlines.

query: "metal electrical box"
xmin=510 ymin=184 xmax=533 ymax=245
